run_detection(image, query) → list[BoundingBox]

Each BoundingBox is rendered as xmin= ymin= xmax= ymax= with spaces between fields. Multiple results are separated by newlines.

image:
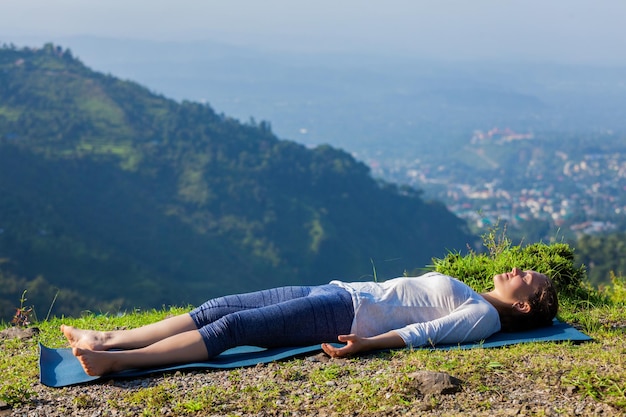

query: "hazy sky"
xmin=2 ymin=0 xmax=626 ymax=65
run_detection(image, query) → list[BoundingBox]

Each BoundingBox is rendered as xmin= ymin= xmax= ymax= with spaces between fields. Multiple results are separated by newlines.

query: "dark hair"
xmin=496 ymin=277 xmax=559 ymax=332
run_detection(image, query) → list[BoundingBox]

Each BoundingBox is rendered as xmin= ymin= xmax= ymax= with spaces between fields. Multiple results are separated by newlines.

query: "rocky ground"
xmin=3 ymin=319 xmax=625 ymax=417
xmin=6 ymin=351 xmax=622 ymax=417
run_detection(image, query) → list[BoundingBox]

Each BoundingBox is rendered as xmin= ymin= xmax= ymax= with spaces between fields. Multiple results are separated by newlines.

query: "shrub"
xmin=430 ymin=228 xmax=589 ymax=303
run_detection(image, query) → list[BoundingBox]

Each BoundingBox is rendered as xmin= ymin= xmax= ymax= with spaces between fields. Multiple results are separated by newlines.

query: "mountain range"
xmin=0 ymin=44 xmax=472 ymax=320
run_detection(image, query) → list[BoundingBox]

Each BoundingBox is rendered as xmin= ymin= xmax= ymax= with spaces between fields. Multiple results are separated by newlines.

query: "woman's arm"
xmin=321 ymin=331 xmax=406 ymax=358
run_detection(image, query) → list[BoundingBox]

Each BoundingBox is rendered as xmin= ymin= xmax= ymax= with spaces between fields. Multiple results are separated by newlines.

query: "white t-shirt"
xmin=330 ymin=272 xmax=501 ymax=347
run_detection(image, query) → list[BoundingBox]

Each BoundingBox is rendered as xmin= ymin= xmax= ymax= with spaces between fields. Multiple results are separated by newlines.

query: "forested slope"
xmin=0 ymin=44 xmax=472 ymax=320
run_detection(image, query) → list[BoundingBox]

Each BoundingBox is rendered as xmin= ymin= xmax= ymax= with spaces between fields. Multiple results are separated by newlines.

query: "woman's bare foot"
xmin=61 ymin=325 xmax=110 ymax=350
xmin=73 ymin=348 xmax=120 ymax=376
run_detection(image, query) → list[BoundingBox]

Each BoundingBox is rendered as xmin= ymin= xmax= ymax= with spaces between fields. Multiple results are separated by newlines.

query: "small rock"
xmin=306 ymin=352 xmax=330 ymax=363
xmin=0 ymin=326 xmax=39 ymax=340
xmin=405 ymin=371 xmax=463 ymax=396
xmin=565 ymin=385 xmax=578 ymax=395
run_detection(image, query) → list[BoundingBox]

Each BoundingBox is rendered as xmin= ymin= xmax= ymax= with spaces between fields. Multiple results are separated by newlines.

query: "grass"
xmin=1 ymin=294 xmax=624 ymax=415
xmin=1 ymin=238 xmax=625 ymax=415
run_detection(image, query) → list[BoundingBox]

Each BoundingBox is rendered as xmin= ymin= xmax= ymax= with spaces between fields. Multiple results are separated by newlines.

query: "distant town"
xmin=367 ymin=129 xmax=626 ymax=240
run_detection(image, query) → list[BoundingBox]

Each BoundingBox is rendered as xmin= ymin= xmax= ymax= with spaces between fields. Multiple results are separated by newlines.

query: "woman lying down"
xmin=62 ymin=268 xmax=558 ymax=376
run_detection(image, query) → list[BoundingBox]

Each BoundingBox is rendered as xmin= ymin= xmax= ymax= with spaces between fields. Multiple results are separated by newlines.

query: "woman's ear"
xmin=513 ymin=301 xmax=531 ymax=314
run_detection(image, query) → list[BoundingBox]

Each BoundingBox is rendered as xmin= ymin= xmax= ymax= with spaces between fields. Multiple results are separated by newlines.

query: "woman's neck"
xmin=480 ymin=291 xmax=505 ymax=309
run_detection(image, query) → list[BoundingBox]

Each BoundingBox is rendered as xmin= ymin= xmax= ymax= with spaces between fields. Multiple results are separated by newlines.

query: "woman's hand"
xmin=321 ymin=331 xmax=406 ymax=358
xmin=321 ymin=334 xmax=366 ymax=358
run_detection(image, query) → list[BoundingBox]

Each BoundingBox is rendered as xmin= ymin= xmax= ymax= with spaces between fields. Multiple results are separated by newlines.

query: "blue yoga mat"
xmin=39 ymin=320 xmax=591 ymax=387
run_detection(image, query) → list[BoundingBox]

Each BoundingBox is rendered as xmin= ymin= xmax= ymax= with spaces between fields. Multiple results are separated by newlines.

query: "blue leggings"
xmin=189 ymin=285 xmax=355 ymax=358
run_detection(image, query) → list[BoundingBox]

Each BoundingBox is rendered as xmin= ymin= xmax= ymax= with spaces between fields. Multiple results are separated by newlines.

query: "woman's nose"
xmin=512 ymin=267 xmax=522 ymax=276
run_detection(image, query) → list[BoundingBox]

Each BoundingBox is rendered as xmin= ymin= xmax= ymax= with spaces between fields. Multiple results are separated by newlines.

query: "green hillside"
xmin=0 ymin=44 xmax=472 ymax=320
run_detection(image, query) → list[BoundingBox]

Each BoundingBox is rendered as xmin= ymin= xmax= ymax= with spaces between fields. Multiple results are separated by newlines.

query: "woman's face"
xmin=493 ymin=267 xmax=548 ymax=303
